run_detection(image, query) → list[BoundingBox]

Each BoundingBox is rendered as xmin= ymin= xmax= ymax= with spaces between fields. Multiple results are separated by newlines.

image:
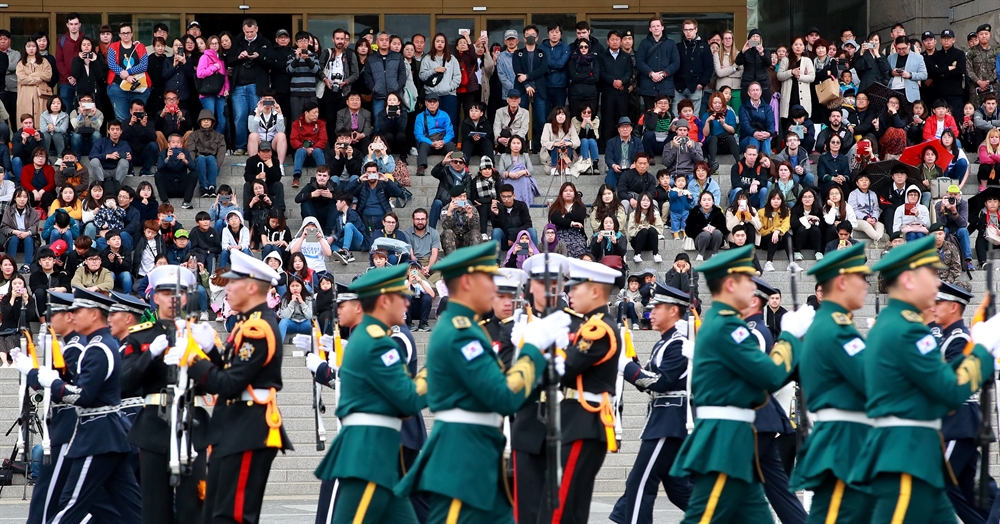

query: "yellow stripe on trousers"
xmin=697 ymin=473 xmax=728 ymax=524
xmin=825 ymin=480 xmax=846 ymax=524
xmin=352 ymin=482 xmax=377 ymax=524
xmin=891 ymin=474 xmax=912 ymax=524
xmin=446 ymin=499 xmax=462 ymax=524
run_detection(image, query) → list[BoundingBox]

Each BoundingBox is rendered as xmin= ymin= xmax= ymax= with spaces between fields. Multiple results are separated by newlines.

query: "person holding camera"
xmin=439 ymin=185 xmax=482 ymax=254
xmin=318 ymin=28 xmax=359 ymax=125
xmin=429 ymin=151 xmax=469 ymax=228
xmin=285 ymin=31 xmax=321 ymax=123
xmin=344 ymin=160 xmax=404 ymax=233
xmin=362 ymin=135 xmax=396 ymax=174
xmin=328 ymin=128 xmax=362 ymax=182
xmin=120 ymin=99 xmax=158 ymax=177
xmin=70 ymin=93 xmax=102 ymax=158
xmin=70 ymin=37 xmax=104 ymax=110
xmin=935 ymin=184 xmax=973 ymax=270
xmin=290 ymin=216 xmax=333 ymax=274
xmin=373 ymin=93 xmax=408 ymax=161
xmin=661 ymin=119 xmax=704 ymax=180
xmin=154 ymin=132 xmax=198 ymax=209
xmin=405 ymin=261 xmax=436 ymax=332
xmin=154 ymin=90 xmax=193 ymax=150
xmin=0 ymin=274 xmax=35 ymax=361
xmin=247 ymin=90 xmax=288 ymax=166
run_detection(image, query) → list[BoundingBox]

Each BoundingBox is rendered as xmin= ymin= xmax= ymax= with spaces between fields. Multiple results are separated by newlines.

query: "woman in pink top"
xmin=978 ymin=128 xmax=1000 ymax=190
xmin=196 ymin=35 xmax=230 ymax=135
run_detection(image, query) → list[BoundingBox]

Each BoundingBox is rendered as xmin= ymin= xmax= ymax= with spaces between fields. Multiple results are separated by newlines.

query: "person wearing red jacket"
xmin=55 ymin=13 xmax=84 ymax=111
xmin=923 ymin=99 xmax=960 ymax=142
xmin=289 ymin=100 xmax=328 ymax=186
xmin=21 ymin=145 xmax=56 ymax=210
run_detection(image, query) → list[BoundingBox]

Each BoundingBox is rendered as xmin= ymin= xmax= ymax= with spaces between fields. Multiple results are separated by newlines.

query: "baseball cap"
xmin=175 ymin=229 xmax=190 ymax=239
xmin=921 ymin=31 xmax=935 ymax=40
xmin=941 ymin=29 xmax=955 ymax=38
xmin=504 ymin=30 xmax=518 ymax=40
xmin=187 ymin=20 xmax=200 ymax=29
xmin=276 ymin=29 xmax=290 ymax=39
xmin=259 ymin=140 xmax=273 ymax=151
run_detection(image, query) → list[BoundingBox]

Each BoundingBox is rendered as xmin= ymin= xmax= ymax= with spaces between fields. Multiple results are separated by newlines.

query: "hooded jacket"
xmin=188 ymin=109 xmax=227 ymax=171
xmin=221 ymin=210 xmax=250 ymax=251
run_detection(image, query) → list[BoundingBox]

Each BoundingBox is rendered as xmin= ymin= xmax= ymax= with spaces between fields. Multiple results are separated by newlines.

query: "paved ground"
xmin=0 ymin=495 xmax=686 ymax=523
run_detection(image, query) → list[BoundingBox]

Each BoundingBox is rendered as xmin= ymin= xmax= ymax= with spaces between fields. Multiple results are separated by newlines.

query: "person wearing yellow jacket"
xmin=757 ymin=190 xmax=791 ymax=272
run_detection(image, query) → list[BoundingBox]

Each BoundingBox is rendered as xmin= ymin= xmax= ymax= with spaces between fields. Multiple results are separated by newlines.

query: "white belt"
xmin=434 ymin=408 xmax=503 ymax=427
xmin=695 ymin=406 xmax=756 ymax=423
xmin=340 ymin=413 xmax=403 ymax=431
xmin=563 ymin=389 xmax=606 ymax=403
xmin=144 ymin=393 xmax=211 ymax=408
xmin=814 ymin=408 xmax=873 ymax=426
xmin=120 ymin=397 xmax=144 ymax=409
xmin=76 ymin=404 xmax=120 ymax=416
xmin=239 ymin=388 xmax=274 ymax=402
xmin=651 ymin=390 xmax=688 ymax=399
xmin=872 ymin=416 xmax=942 ymax=430
xmin=966 ymin=393 xmax=980 ymax=404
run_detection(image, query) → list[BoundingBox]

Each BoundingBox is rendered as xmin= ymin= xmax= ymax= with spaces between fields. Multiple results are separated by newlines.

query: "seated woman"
xmin=822 ymin=185 xmax=858 ymax=243
xmin=502 ymin=229 xmax=539 ymax=268
xmin=817 ymin=134 xmax=850 ymax=195
xmin=975 ymin=191 xmax=1000 ymax=268
xmin=725 ymin=189 xmax=762 ymax=245
xmin=626 ymin=193 xmax=665 ymax=264
xmin=589 ymin=183 xmax=627 ymax=234
xmin=688 ymin=161 xmax=721 ymax=205
xmin=0 ymin=188 xmax=40 ymax=274
xmin=916 ymin=144 xmax=941 ymax=207
xmin=589 ymin=215 xmax=627 ymax=265
xmin=497 ymin=135 xmax=538 ymax=206
xmin=906 ymin=100 xmax=928 ymax=146
xmin=757 ymin=190 xmax=791 ymax=271
xmin=980 ymin=129 xmax=1000 ymax=191
xmin=540 ymin=224 xmax=568 ymax=256
xmin=540 ymin=106 xmax=581 ymax=174
xmin=548 ymin=182 xmax=588 ymax=258
xmin=875 ymin=94 xmax=908 ymax=158
xmin=940 ymin=129 xmax=969 ymax=187
xmin=277 ymin=276 xmax=314 ymax=342
xmin=892 ymin=185 xmax=931 ymax=241
xmin=769 ymin=161 xmax=802 ymax=208
xmin=791 ymin=187 xmax=827 ymax=260
xmin=571 ymin=104 xmax=601 ymax=174
xmin=684 ymin=191 xmax=728 ymax=261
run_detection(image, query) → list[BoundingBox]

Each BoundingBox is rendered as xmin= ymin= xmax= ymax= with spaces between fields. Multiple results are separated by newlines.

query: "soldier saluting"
xmin=790 ymin=242 xmax=875 ymax=523
xmin=669 ymin=245 xmax=813 ymax=523
xmin=118 ymin=266 xmax=211 ymax=524
xmin=609 ymin=283 xmax=693 ymax=524
xmin=176 ymin=249 xmax=292 ymax=524
xmin=849 ymin=235 xmax=1000 ymax=522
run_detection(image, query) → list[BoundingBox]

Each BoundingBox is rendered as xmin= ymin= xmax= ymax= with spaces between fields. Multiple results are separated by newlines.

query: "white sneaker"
xmin=764 ymin=261 xmax=775 ymax=271
xmin=788 ymin=262 xmax=802 ymax=273
xmin=815 ymin=252 xmax=824 ymax=260
xmin=633 ymin=254 xmax=643 ymax=263
xmin=409 ymin=147 xmax=418 ymax=156
xmin=794 ymin=252 xmax=804 ymax=261
xmin=695 ymin=254 xmax=704 ymax=261
xmin=200 ymin=311 xmax=209 ymax=321
xmin=653 ymin=254 xmax=663 ymax=263
xmin=551 ymin=168 xmax=558 ymax=176
xmin=658 ymin=234 xmax=665 ymax=240
xmin=481 ymin=233 xmax=489 ymax=241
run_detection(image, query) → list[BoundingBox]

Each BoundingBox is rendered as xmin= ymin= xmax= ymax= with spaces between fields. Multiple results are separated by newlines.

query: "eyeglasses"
xmin=120 ymin=31 xmax=132 ymax=35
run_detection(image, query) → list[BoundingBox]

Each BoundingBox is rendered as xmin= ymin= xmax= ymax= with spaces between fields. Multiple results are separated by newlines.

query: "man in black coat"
xmin=226 ymin=18 xmax=277 ymax=154
xmin=674 ymin=19 xmax=714 ymax=116
xmin=512 ymin=25 xmax=549 ymax=153
xmin=489 ymin=183 xmax=535 ymax=249
xmin=599 ymin=31 xmax=634 ymax=148
xmin=935 ymin=29 xmax=968 ymax=119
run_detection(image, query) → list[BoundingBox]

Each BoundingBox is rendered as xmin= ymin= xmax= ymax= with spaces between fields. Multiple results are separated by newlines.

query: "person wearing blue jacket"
xmin=541 ymin=23 xmax=570 ymax=109
xmin=738 ymin=82 xmax=775 ymax=153
xmin=636 ymin=18 xmax=680 ymax=109
xmin=413 ymin=95 xmax=456 ymax=175
xmin=512 ymin=25 xmax=549 ymax=153
xmin=605 ymin=117 xmax=645 ymax=187
xmin=364 ymin=32 xmax=409 ymax=131
xmin=328 ymin=192 xmax=369 ymax=257
xmin=344 ymin=161 xmax=405 ymax=232
xmin=674 ymin=20 xmax=714 ymax=117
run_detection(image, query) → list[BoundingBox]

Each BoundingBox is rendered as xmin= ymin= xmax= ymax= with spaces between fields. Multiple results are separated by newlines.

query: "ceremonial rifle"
xmin=15 ymin=304 xmax=36 ymax=468
xmin=969 ymin=244 xmax=997 ymax=508
xmin=38 ymin=300 xmax=53 ymax=466
xmin=686 ymin=266 xmax=700 ymax=434
xmin=311 ymin=318 xmax=328 ymax=451
xmin=540 ymin=219 xmax=563 ymax=511
xmin=333 ymin=290 xmax=344 ymax=433
xmin=165 ymin=267 xmax=199 ymax=486
xmin=613 ymin=319 xmax=637 ymax=450
xmin=788 ymin=236 xmax=811 ymax=448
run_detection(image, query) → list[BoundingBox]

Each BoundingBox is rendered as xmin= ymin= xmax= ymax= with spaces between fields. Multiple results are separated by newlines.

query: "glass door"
xmin=484 ymin=17 xmax=525 ymax=49
xmin=9 ymin=16 xmax=51 ymax=51
xmin=434 ymin=17 xmax=475 ymax=40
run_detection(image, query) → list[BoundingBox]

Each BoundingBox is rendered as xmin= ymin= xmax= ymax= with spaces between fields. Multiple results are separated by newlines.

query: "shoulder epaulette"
xmin=563 ymin=307 xmax=584 ymax=318
xmin=901 ymin=310 xmax=924 ymax=323
xmin=366 ymin=324 xmax=386 ymax=338
xmin=500 ymin=316 xmax=515 ymax=324
xmin=718 ymin=310 xmax=737 ymax=316
xmin=128 ymin=322 xmax=154 ymax=333
xmin=832 ymin=312 xmax=852 ymax=325
xmin=453 ymin=316 xmax=472 ymax=329
xmin=478 ymin=319 xmax=489 ymax=326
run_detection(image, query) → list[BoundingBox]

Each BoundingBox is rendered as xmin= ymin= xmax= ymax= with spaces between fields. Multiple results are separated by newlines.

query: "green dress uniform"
xmin=789 ymin=243 xmax=875 ymax=524
xmin=668 ymin=245 xmax=802 ymax=524
xmin=395 ymin=242 xmax=548 ymax=524
xmin=314 ymin=264 xmax=428 ymax=524
xmin=847 ymin=235 xmax=995 ymax=523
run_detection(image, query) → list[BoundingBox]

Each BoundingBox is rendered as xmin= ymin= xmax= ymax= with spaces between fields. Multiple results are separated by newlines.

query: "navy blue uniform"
xmin=747 ymin=312 xmax=807 ymax=524
xmin=43 ymin=326 xmax=141 ymax=524
xmin=312 ymin=327 xmax=345 ymax=524
xmin=609 ymin=325 xmax=693 ymax=524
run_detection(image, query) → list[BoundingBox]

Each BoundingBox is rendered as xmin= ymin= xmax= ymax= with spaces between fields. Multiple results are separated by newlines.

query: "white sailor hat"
xmin=494 ymin=268 xmax=527 ymax=294
xmin=335 ymin=282 xmax=358 ymax=303
xmin=148 ymin=265 xmax=198 ymax=292
xmin=70 ymin=286 xmax=115 ymax=311
xmin=521 ymin=253 xmax=569 ymax=281
xmin=936 ymin=281 xmax=973 ymax=306
xmin=222 ymin=250 xmax=280 ymax=286
xmin=650 ymin=283 xmax=690 ymax=307
xmin=109 ymin=290 xmax=149 ymax=316
xmin=565 ymin=258 xmax=622 ymax=286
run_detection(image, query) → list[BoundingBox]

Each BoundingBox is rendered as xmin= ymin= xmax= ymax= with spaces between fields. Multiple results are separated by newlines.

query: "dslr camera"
xmin=330 ymin=72 xmax=343 ymax=92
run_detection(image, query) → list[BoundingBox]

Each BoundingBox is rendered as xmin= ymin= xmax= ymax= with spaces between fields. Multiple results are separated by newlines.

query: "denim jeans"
xmin=0 ymin=143 xmax=11 ymax=174
xmin=219 ymin=247 xmax=252 ymax=269
xmin=200 ymin=96 xmax=228 ymax=134
xmin=945 ymin=158 xmax=970 ymax=183
xmin=948 ymin=225 xmax=973 ymax=260
xmin=407 ymin=293 xmax=432 ymax=326
xmin=279 ymin=317 xmax=312 ymax=341
xmin=672 ymin=88 xmax=704 ymax=116
xmin=905 ymin=232 xmax=926 ymax=241
xmin=793 ymin=172 xmax=817 ymax=188
xmin=430 ymin=199 xmax=444 ymax=229
xmin=195 ymin=155 xmax=219 ymax=190
xmin=41 ymin=131 xmax=66 ymax=157
xmin=134 ymin=141 xmax=158 ymax=175
xmin=670 ymin=210 xmax=688 ymax=233
xmin=739 ymin=136 xmax=771 ymax=154
xmin=617 ymin=301 xmax=639 ymax=325
xmin=335 ymin=223 xmax=365 ymax=251
xmin=438 ymin=94 xmax=459 ymax=137
xmin=59 ymin=84 xmax=76 ymax=114
xmin=71 ymin=133 xmax=94 ymax=158
xmin=48 ymin=231 xmax=73 ymax=246
xmin=196 ymin=285 xmax=208 ymax=311
xmin=232 ymin=84 xmax=260 ymax=150
xmin=108 ymin=83 xmax=151 ymax=121
xmin=293 ymin=148 xmax=326 ymax=176
xmin=579 ymin=138 xmax=599 ymax=160
xmin=7 ymin=235 xmax=34 ymax=265
xmin=373 ymin=98 xmax=387 ymax=133
xmin=11 ymin=156 xmax=23 ymax=181
xmin=115 ymin=271 xmax=133 ymax=294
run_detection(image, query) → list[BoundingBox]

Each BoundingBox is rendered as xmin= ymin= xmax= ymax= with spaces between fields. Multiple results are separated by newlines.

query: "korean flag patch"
xmin=462 ymin=341 xmax=485 ymax=361
xmin=731 ymin=327 xmax=750 ymax=344
xmin=381 ymin=349 xmax=401 ymax=367
xmin=916 ymin=334 xmax=937 ymax=355
xmin=843 ymin=338 xmax=865 ymax=356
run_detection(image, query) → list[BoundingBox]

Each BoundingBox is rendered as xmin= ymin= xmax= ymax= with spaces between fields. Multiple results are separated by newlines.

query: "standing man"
xmin=849 ymin=235 xmax=999 ymax=522
xmin=920 ymin=31 xmax=940 ymax=105
xmin=571 ymin=21 xmax=603 ymax=55
xmin=600 ymin=31 xmax=635 ymax=149
xmin=674 ymin=19 xmax=713 ymax=117
xmin=183 ymin=250 xmax=292 ymax=524
xmin=319 ymin=28 xmax=359 ymax=126
xmin=365 ymin=31 xmax=408 ymax=131
xmin=887 ymin=36 xmax=928 ymax=104
xmin=227 ymin=18 xmax=276 ymax=155
xmin=512 ymin=25 xmax=549 ymax=153
xmin=537 ymin=258 xmax=624 ymax=524
xmin=935 ymin=29 xmax=968 ymax=121
xmin=966 ymin=23 xmax=996 ymax=107
xmin=0 ymin=30 xmax=17 ymax=117
xmin=313 ymin=263 xmax=427 ymax=524
xmin=541 ymin=23 xmax=570 ymax=110
xmin=669 ymin=245 xmax=812 ymax=523
xmin=118 ymin=265 xmax=211 ymax=524
xmin=609 ymin=283 xmax=693 ymax=524
xmin=396 ymin=242 xmax=567 ymax=523
xmin=497 ymin=31 xmax=518 ymax=105
xmin=56 ymin=13 xmax=83 ymax=111
xmin=636 ymin=17 xmax=680 ymax=111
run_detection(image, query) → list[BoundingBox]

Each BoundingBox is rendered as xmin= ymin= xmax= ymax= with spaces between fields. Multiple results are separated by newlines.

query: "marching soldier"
xmin=608 ymin=283 xmax=693 ymax=524
xmin=669 ymin=245 xmax=813 ymax=523
xmin=396 ymin=242 xmax=567 ymax=523
xmin=746 ymin=277 xmax=807 ymax=524
xmin=119 ymin=266 xmax=210 ymax=524
xmin=109 ymin=289 xmax=153 ymax=483
xmin=312 ymin=264 xmax=428 ymax=524
xmin=966 ymin=23 xmax=997 ymax=106
xmin=391 ymin=321 xmax=430 ymax=523
xmin=934 ymin=282 xmax=990 ymax=524
xmin=790 ymin=242 xmax=875 ymax=524
xmin=15 ymin=287 xmax=142 ymax=524
xmin=480 ymin=267 xmax=526 ymax=368
xmin=849 ymin=235 xmax=999 ymax=522
xmin=181 ymin=250 xmax=292 ymax=524
xmin=537 ymin=258 xmax=624 ymax=524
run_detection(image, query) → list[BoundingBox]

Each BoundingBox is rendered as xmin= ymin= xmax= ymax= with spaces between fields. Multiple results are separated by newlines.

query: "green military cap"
xmin=807 ymin=241 xmax=871 ymax=284
xmin=696 ymin=244 xmax=758 ymax=281
xmin=348 ymin=264 xmax=413 ymax=299
xmin=432 ymin=241 xmax=501 ymax=280
xmin=871 ymin=234 xmax=945 ymax=281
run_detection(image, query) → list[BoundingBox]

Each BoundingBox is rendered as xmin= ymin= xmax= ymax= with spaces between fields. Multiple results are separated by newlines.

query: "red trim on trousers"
xmin=234 ymin=450 xmax=253 ymax=523
xmin=551 ymin=440 xmax=583 ymax=524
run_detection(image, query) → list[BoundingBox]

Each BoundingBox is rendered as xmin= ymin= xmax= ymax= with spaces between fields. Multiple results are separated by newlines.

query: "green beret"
xmin=696 ymin=244 xmax=758 ymax=281
xmin=871 ymin=235 xmax=945 ymax=281
xmin=807 ymin=241 xmax=870 ymax=284
xmin=432 ymin=241 xmax=501 ymax=280
xmin=348 ymin=264 xmax=413 ymax=299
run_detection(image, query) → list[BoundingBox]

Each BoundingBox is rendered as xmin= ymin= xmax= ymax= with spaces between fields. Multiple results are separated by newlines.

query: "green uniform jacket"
xmin=314 ymin=315 xmax=427 ymax=489
xmin=790 ymin=301 xmax=870 ymax=490
xmin=669 ymin=300 xmax=800 ymax=483
xmin=848 ymin=298 xmax=993 ymax=489
xmin=394 ymin=300 xmax=547 ymax=512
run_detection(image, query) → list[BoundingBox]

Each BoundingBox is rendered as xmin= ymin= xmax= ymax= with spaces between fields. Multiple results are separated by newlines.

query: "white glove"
xmin=292 ymin=334 xmax=312 ymax=351
xmin=681 ymin=339 xmax=695 ymax=359
xmin=149 ymin=334 xmax=169 ymax=358
xmin=9 ymin=345 xmax=20 ymax=360
xmin=37 ymin=368 xmax=59 ymax=388
xmin=781 ymin=305 xmax=816 ymax=339
xmin=163 ymin=340 xmax=185 ymax=367
xmin=972 ymin=313 xmax=1000 ymax=360
xmin=675 ymin=319 xmax=689 ymax=336
xmin=13 ymin=354 xmax=34 ymax=375
xmin=189 ymin=323 xmax=218 ymax=352
xmin=518 ymin=311 xmax=572 ymax=351
xmin=320 ymin=335 xmax=334 ymax=352
xmin=328 ymin=350 xmax=340 ymax=372
xmin=306 ymin=352 xmax=323 ymax=373
xmin=865 ymin=317 xmax=876 ymax=329
xmin=555 ymin=354 xmax=565 ymax=376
